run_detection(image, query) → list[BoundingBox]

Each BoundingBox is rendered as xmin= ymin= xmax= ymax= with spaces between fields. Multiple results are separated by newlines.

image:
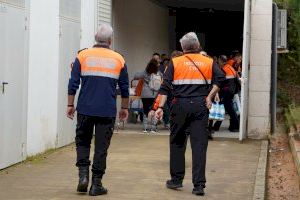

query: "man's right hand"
xmin=206 ymin=97 xmax=213 ymax=110
xmin=67 ymin=106 xmax=76 ymax=120
xmin=155 ymin=108 xmax=164 ymax=121
xmin=119 ymin=109 xmax=129 ymax=122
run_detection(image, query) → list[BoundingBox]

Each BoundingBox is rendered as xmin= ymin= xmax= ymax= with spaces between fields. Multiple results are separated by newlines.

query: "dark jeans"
xmin=75 ymin=113 xmax=115 ymax=178
xmin=141 ymin=98 xmax=155 ymax=116
xmin=170 ymin=97 xmax=208 ymax=187
xmin=221 ymin=91 xmax=240 ymax=130
xmin=208 ymin=120 xmax=222 ymax=132
xmin=163 ymin=103 xmax=170 ymax=125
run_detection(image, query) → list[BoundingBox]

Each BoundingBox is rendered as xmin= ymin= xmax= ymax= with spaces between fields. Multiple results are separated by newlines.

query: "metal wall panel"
xmin=0 ymin=4 xmax=26 ymax=169
xmin=56 ymin=0 xmax=81 ymax=148
xmin=60 ymin=0 xmax=81 ymax=20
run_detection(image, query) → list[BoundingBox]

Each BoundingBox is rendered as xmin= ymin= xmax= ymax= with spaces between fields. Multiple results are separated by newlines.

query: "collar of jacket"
xmin=93 ymin=44 xmax=110 ymax=49
xmin=184 ymin=50 xmax=201 ymax=54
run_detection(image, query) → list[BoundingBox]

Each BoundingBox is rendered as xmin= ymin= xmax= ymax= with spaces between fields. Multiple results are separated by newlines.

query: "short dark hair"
xmin=219 ymin=55 xmax=227 ymax=63
xmin=231 ymin=50 xmax=241 ymax=57
xmin=234 ymin=52 xmax=242 ymax=58
xmin=153 ymin=53 xmax=160 ymax=57
xmin=171 ymin=50 xmax=183 ymax=58
xmin=146 ymin=59 xmax=159 ymax=74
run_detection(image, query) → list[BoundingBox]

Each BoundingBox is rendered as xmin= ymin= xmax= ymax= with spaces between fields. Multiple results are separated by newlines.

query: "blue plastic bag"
xmin=209 ymin=102 xmax=225 ymax=121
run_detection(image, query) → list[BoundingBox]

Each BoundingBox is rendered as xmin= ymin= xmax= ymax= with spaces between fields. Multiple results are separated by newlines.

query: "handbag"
xmin=232 ymin=94 xmax=241 ymax=116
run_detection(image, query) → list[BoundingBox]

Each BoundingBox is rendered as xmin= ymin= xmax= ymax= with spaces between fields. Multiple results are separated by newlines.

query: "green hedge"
xmin=276 ymin=0 xmax=300 ymax=106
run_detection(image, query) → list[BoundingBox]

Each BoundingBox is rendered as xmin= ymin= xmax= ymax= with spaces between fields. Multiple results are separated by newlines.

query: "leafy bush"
xmin=276 ymin=0 xmax=300 ymax=85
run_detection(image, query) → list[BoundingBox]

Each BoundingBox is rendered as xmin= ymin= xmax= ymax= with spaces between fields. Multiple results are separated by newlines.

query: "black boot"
xmin=77 ymin=166 xmax=89 ymax=193
xmin=89 ymin=175 xmax=108 ymax=196
xmin=192 ymin=185 xmax=205 ymax=196
xmin=166 ymin=179 xmax=183 ymax=190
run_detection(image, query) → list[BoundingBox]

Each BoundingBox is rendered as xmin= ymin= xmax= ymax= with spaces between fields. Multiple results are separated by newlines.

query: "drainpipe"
xmin=271 ymin=3 xmax=278 ymax=134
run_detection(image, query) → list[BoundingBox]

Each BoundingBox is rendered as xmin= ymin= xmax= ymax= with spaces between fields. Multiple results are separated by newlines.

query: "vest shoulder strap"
xmin=185 ymin=55 xmax=209 ymax=88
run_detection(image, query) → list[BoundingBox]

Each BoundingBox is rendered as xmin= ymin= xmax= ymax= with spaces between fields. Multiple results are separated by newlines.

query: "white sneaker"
xmin=143 ymin=129 xmax=148 ymax=133
xmin=150 ymin=130 xmax=157 ymax=134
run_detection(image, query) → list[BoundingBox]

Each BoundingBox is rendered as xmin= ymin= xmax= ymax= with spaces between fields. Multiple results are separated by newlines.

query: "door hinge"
xmin=59 ymin=24 xmax=62 ymax=37
xmin=24 ymin=17 xmax=28 ymax=31
xmin=21 ymin=143 xmax=26 ymax=159
xmin=55 ymin=133 xmax=59 ymax=148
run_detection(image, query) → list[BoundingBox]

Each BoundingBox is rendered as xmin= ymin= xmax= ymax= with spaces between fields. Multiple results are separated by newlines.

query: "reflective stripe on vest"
xmin=173 ymin=79 xmax=212 ymax=85
xmin=226 ymin=75 xmax=235 ymax=79
xmin=77 ymin=48 xmax=125 ymax=80
xmin=172 ymin=54 xmax=213 ymax=85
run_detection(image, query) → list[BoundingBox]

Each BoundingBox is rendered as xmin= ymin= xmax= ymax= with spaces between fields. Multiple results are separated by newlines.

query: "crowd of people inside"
xmin=131 ymin=50 xmax=242 ymax=137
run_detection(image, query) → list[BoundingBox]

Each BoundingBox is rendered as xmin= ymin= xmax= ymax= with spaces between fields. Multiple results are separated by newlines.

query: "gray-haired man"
xmin=155 ymin=32 xmax=225 ymax=196
xmin=67 ymin=24 xmax=129 ymax=196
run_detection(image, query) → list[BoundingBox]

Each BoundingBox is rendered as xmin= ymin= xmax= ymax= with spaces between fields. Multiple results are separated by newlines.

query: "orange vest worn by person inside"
xmin=222 ymin=61 xmax=237 ymax=80
xmin=222 ymin=61 xmax=239 ymax=95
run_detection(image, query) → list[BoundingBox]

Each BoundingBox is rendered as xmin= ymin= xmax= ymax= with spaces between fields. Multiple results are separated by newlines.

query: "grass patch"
xmin=284 ymin=105 xmax=300 ymax=132
xmin=25 ymin=148 xmax=57 ymax=164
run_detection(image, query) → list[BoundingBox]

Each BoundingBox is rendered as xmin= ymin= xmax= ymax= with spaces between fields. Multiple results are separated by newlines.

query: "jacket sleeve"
xmin=118 ymin=64 xmax=129 ymax=98
xmin=159 ymin=61 xmax=174 ymax=95
xmin=68 ymin=58 xmax=81 ymax=95
xmin=212 ymin=61 xmax=226 ymax=88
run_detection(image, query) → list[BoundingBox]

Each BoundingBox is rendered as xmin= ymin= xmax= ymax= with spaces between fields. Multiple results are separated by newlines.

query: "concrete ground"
xmin=0 ymin=134 xmax=262 ymax=200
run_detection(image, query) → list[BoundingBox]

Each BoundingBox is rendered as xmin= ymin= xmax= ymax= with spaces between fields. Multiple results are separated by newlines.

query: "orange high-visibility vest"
xmin=172 ymin=54 xmax=213 ymax=85
xmin=77 ymin=48 xmax=125 ymax=79
xmin=223 ymin=62 xmax=237 ymax=80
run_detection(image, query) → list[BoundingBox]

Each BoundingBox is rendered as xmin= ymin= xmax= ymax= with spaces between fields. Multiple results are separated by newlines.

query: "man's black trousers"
xmin=170 ymin=97 xmax=209 ymax=187
xmin=75 ymin=113 xmax=115 ymax=178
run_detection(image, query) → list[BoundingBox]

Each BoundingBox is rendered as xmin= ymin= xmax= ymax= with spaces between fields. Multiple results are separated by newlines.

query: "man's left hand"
xmin=119 ymin=109 xmax=129 ymax=122
xmin=66 ymin=106 xmax=76 ymax=120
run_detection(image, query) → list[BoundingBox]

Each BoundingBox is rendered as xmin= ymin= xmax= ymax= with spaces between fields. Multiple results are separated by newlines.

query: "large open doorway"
xmin=174 ymin=8 xmax=244 ymax=56
xmin=112 ymin=0 xmax=249 ymax=140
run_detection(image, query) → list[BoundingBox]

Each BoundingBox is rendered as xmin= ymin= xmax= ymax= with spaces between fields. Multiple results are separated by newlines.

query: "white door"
xmin=0 ymin=2 xmax=26 ymax=169
xmin=56 ymin=0 xmax=81 ymax=148
xmin=239 ymin=0 xmax=251 ymax=141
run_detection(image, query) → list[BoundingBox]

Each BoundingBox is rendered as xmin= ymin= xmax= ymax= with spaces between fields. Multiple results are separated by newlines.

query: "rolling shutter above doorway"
xmin=0 ymin=0 xmax=25 ymax=8
xmin=96 ymin=0 xmax=112 ymax=28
